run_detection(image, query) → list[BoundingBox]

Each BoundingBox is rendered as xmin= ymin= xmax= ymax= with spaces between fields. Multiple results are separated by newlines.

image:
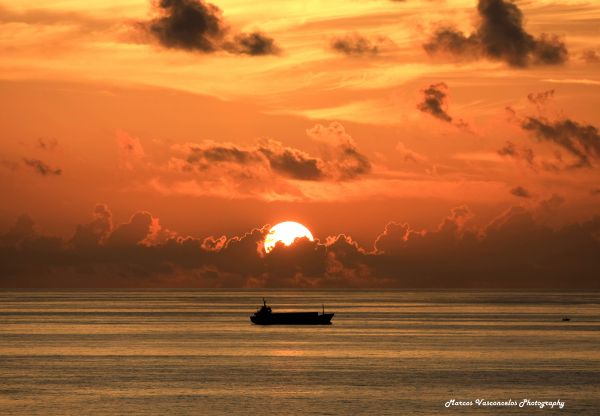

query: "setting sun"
xmin=1 ymin=0 xmax=599 ymax=414
xmin=263 ymin=221 xmax=314 ymax=253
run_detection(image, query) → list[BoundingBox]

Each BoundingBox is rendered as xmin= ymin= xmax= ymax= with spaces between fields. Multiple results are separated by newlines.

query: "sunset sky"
xmin=1 ymin=0 xmax=599 ymax=288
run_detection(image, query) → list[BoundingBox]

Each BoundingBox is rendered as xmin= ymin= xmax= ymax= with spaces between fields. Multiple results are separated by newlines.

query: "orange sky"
xmin=0 ymin=0 xmax=599 ymax=288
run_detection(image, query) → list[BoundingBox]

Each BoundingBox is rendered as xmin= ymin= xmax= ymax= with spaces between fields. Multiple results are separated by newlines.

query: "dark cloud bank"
xmin=424 ymin=0 xmax=568 ymax=67
xmin=1 ymin=204 xmax=599 ymax=289
xmin=143 ymin=0 xmax=279 ymax=55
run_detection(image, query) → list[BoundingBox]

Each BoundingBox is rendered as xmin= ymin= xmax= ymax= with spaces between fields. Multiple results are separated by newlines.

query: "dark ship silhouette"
xmin=250 ymin=298 xmax=334 ymax=325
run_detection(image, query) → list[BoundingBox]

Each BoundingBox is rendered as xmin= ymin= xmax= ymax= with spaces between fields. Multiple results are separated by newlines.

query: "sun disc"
xmin=264 ymin=221 xmax=314 ymax=253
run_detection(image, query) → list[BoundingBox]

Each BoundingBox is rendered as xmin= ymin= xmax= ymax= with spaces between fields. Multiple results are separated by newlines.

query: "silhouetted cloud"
xmin=527 ymin=89 xmax=554 ymax=106
xmin=497 ymin=139 xmax=566 ymax=172
xmin=37 ymin=137 xmax=58 ymax=151
xmin=0 ymin=215 xmax=36 ymax=247
xmin=520 ymin=117 xmax=600 ymax=168
xmin=510 ymin=186 xmax=530 ymax=198
xmin=143 ymin=0 xmax=279 ymax=55
xmin=71 ymin=204 xmax=112 ymax=248
xmin=224 ymin=32 xmax=280 ymax=56
xmin=107 ymin=211 xmax=156 ymax=246
xmin=424 ymin=0 xmax=568 ymax=67
xmin=498 ymin=140 xmax=535 ymax=167
xmin=180 ymin=123 xmax=371 ymax=182
xmin=2 ymin=204 xmax=599 ymax=289
xmin=147 ymin=0 xmax=223 ymax=52
xmin=257 ymin=143 xmax=324 ymax=180
xmin=424 ymin=28 xmax=480 ymax=59
xmin=417 ymin=83 xmax=453 ymax=122
xmin=23 ymin=158 xmax=62 ymax=176
xmin=330 ymin=33 xmax=387 ymax=56
xmin=185 ymin=141 xmax=324 ymax=180
xmin=375 ymin=206 xmax=473 ymax=256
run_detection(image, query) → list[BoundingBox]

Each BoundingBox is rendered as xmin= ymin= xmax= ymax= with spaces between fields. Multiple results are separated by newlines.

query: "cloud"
xmin=527 ymin=89 xmax=554 ymax=106
xmin=371 ymin=205 xmax=599 ymax=288
xmin=143 ymin=0 xmax=279 ymax=55
xmin=146 ymin=0 xmax=224 ymax=52
xmin=178 ymin=123 xmax=371 ymax=183
xmin=330 ymin=33 xmax=390 ymax=56
xmin=582 ymin=49 xmax=600 ymax=64
xmin=417 ymin=82 xmax=453 ymax=122
xmin=424 ymin=0 xmax=568 ymax=67
xmin=107 ymin=211 xmax=157 ymax=246
xmin=520 ymin=117 xmax=600 ymax=168
xmin=510 ymin=186 xmax=530 ymax=198
xmin=257 ymin=142 xmax=324 ymax=180
xmin=423 ymin=28 xmax=480 ymax=60
xmin=375 ymin=206 xmax=473 ymax=255
xmin=305 ymin=122 xmax=372 ymax=179
xmin=71 ymin=204 xmax=113 ymax=248
xmin=117 ymin=130 xmax=145 ymax=169
xmin=117 ymin=131 xmax=145 ymax=159
xmin=2 ymin=203 xmax=598 ymax=289
xmin=224 ymin=32 xmax=280 ymax=56
xmin=0 ymin=215 xmax=36 ymax=247
xmin=37 ymin=137 xmax=59 ymax=151
xmin=23 ymin=158 xmax=62 ymax=176
xmin=416 ymin=83 xmax=468 ymax=128
xmin=184 ymin=141 xmax=324 ymax=180
xmin=498 ymin=141 xmax=528 ymax=161
xmin=497 ymin=139 xmax=568 ymax=173
xmin=498 ymin=140 xmax=554 ymax=171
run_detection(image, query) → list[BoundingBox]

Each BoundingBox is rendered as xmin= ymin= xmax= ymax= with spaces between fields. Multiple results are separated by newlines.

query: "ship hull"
xmin=250 ymin=312 xmax=334 ymax=325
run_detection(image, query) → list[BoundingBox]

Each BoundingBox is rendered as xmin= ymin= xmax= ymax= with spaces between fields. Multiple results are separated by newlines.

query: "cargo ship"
xmin=250 ymin=299 xmax=334 ymax=325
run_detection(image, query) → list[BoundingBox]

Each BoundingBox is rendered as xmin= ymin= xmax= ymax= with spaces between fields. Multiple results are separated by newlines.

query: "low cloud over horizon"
xmin=1 ymin=202 xmax=598 ymax=289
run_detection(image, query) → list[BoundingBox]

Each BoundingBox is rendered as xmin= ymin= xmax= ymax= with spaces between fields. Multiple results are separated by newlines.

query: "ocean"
xmin=1 ymin=290 xmax=599 ymax=415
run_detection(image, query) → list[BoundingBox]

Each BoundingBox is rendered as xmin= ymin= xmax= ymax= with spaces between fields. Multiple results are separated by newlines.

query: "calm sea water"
xmin=1 ymin=290 xmax=599 ymax=415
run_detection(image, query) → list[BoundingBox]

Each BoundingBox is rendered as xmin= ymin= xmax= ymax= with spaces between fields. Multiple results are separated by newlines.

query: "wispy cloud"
xmin=23 ymin=158 xmax=62 ymax=176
